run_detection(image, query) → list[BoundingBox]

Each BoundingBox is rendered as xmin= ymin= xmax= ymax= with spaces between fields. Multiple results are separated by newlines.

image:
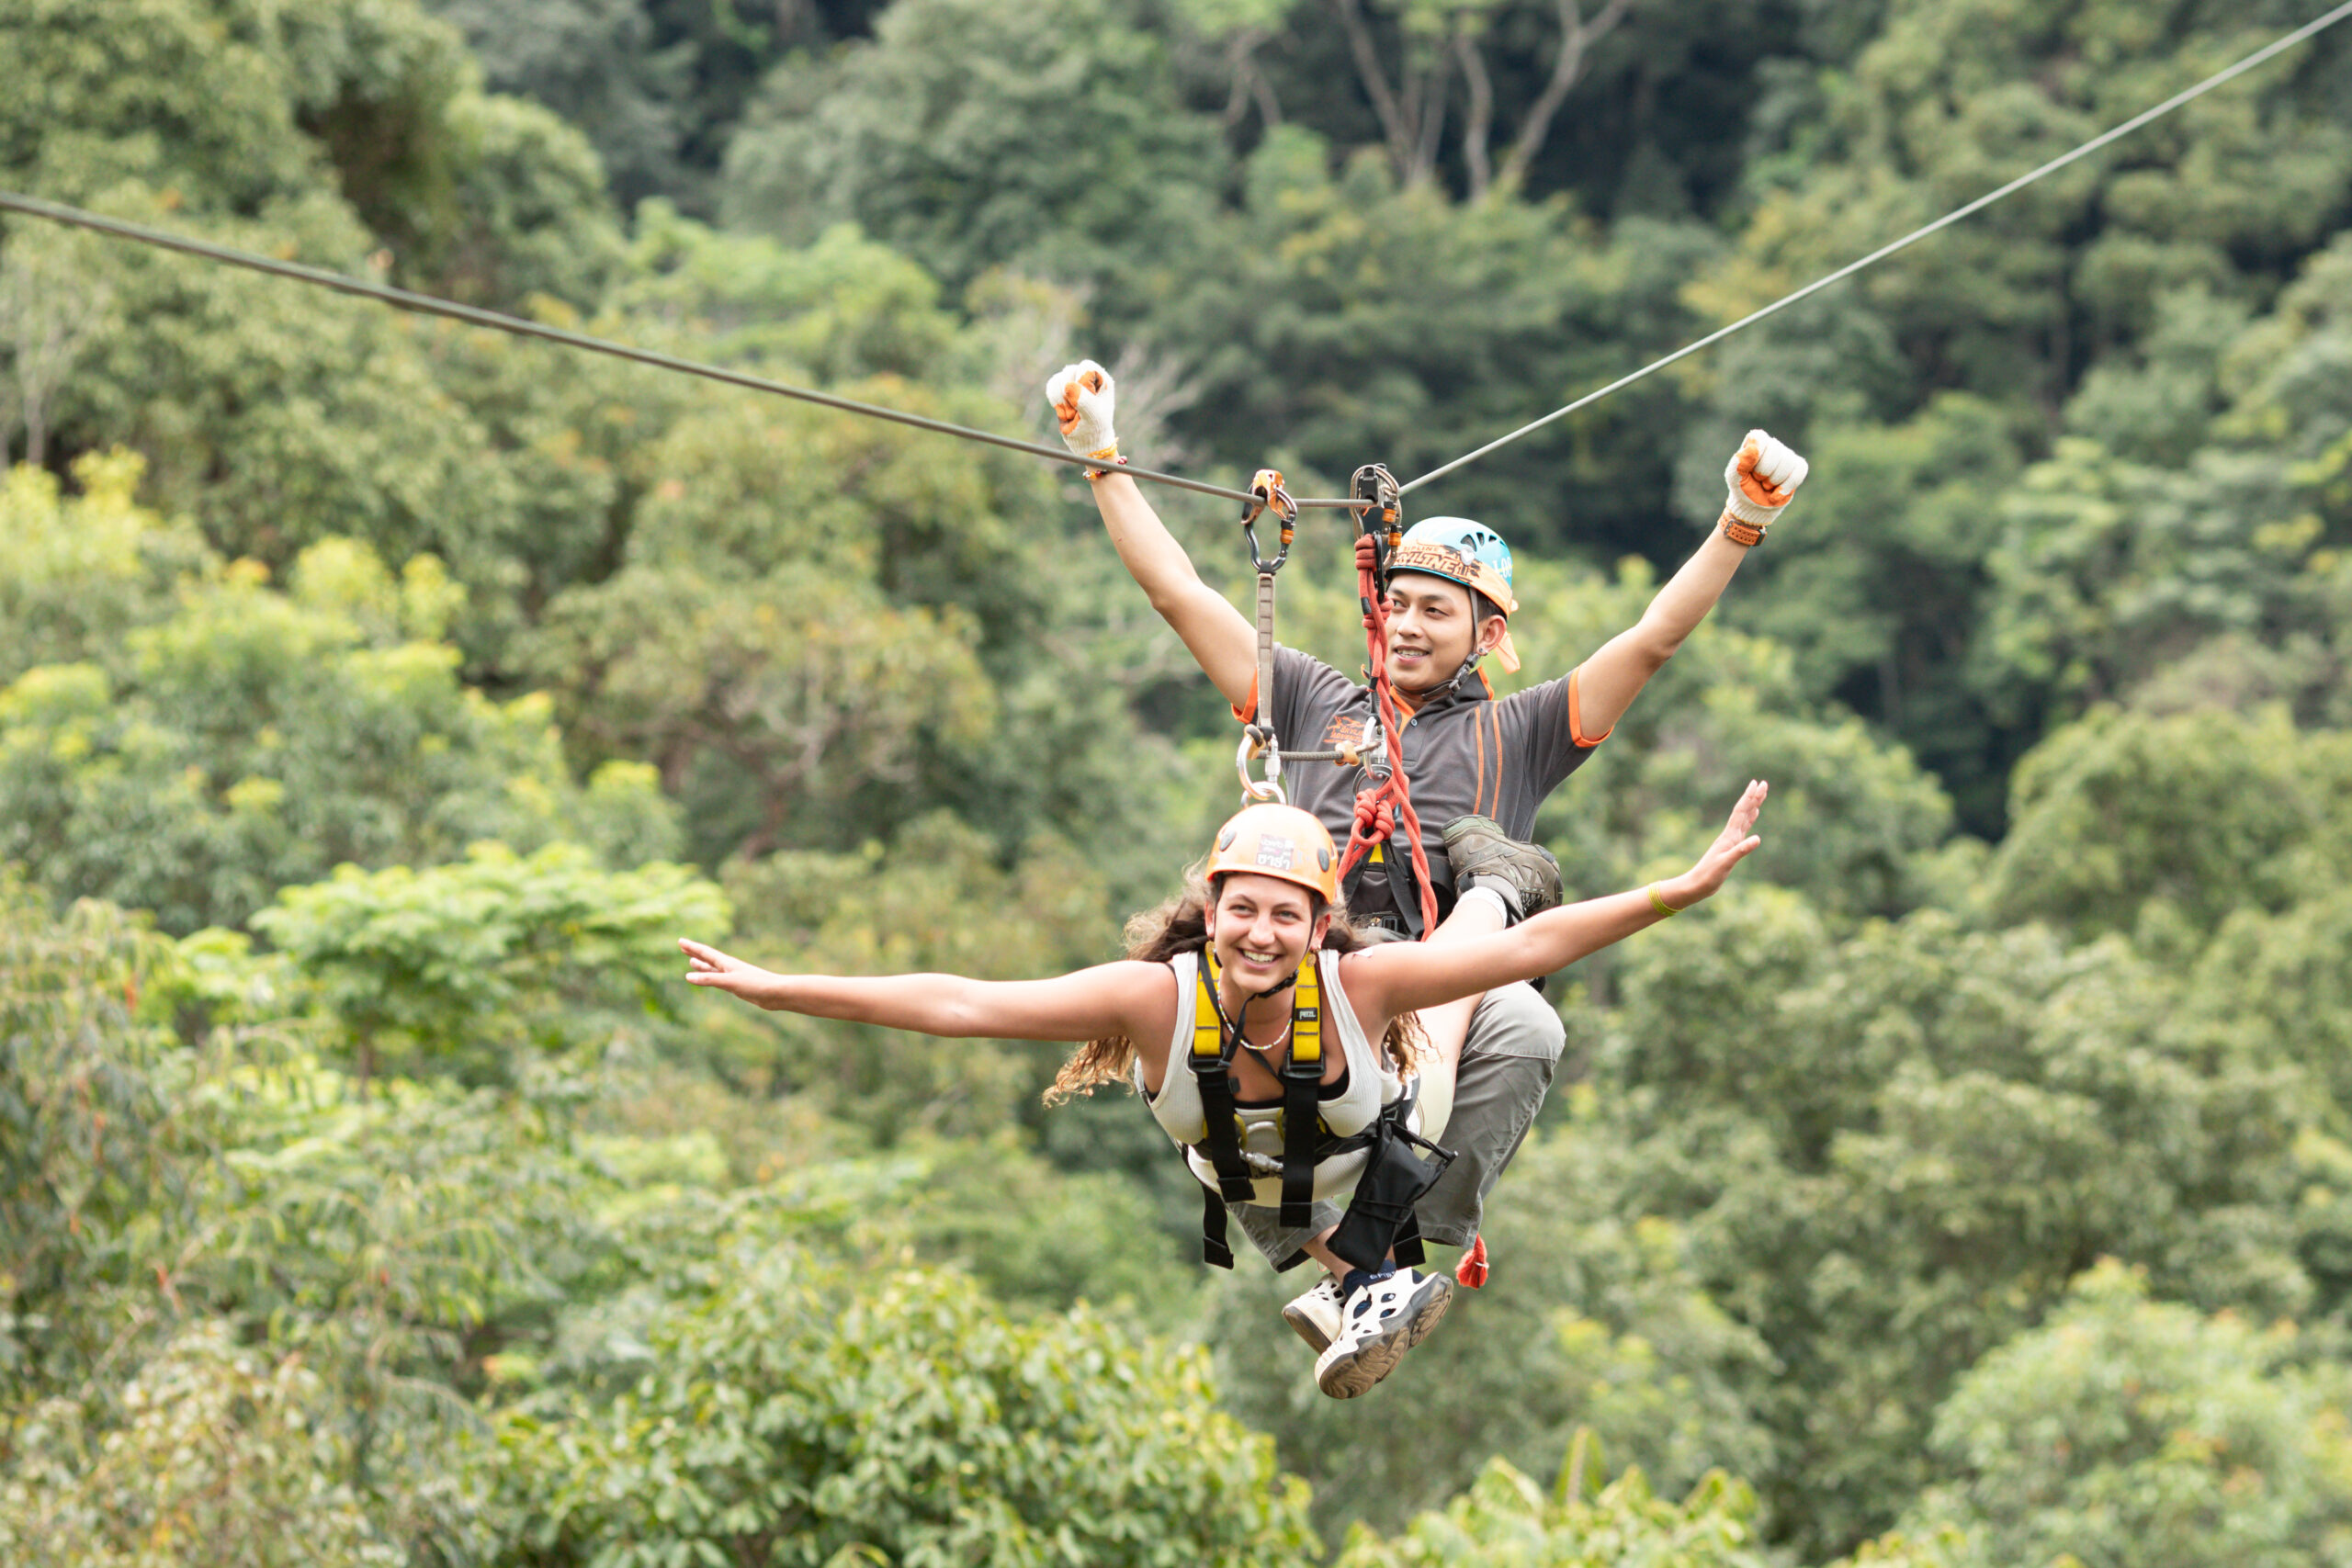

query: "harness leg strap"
xmin=1328 ymin=1111 xmax=1455 ymax=1274
xmin=1202 ymin=1188 xmax=1236 ymax=1269
xmin=1391 ymin=1208 xmax=1427 ymax=1269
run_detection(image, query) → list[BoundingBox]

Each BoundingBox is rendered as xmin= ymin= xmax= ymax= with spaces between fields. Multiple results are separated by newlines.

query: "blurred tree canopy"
xmin=0 ymin=458 xmax=680 ymax=932
xmin=1905 ymin=1260 xmax=2352 ymax=1568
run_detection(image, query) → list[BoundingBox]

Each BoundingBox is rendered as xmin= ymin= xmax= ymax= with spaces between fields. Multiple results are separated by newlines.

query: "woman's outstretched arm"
xmin=1343 ymin=781 xmax=1770 ymax=1024
xmin=680 ymin=942 xmax=1174 ymax=1044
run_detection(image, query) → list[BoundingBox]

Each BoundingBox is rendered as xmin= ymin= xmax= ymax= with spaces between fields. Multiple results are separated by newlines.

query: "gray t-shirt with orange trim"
xmin=1251 ymin=646 xmax=1605 ymax=928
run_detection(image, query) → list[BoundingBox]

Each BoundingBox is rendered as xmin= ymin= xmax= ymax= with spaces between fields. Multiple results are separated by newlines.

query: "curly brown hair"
xmin=1043 ymin=871 xmax=1426 ymax=1105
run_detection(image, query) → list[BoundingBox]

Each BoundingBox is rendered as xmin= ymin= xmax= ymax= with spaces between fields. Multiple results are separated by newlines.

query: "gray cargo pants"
xmin=1229 ymin=967 xmax=1566 ymax=1269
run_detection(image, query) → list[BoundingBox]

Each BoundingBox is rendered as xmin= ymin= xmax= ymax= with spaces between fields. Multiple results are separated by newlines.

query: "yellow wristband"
xmin=1646 ymin=884 xmax=1683 ymax=918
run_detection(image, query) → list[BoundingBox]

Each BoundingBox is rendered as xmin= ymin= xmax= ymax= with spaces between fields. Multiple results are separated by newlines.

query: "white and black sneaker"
xmin=1313 ymin=1267 xmax=1453 ymax=1399
xmin=1282 ymin=1275 xmax=1345 ymax=1354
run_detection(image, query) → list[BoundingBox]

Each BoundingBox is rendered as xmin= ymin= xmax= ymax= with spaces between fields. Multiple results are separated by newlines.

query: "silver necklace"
xmin=1230 ymin=1004 xmax=1295 ymax=1069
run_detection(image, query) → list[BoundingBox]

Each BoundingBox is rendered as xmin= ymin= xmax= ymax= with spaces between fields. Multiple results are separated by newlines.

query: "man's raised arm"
xmin=1048 ymin=361 xmax=1256 ymax=712
xmin=1572 ymin=430 xmax=1809 ymax=738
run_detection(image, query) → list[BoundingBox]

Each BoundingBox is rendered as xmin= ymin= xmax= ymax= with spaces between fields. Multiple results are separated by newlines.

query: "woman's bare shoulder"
xmin=1090 ymin=956 xmax=1181 ymax=1021
xmin=1327 ymin=944 xmax=1403 ymax=1031
xmin=1111 ymin=958 xmax=1184 ymax=1089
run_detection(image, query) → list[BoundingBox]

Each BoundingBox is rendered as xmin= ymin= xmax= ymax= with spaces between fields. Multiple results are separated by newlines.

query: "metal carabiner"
xmin=1237 ymin=725 xmax=1286 ymax=804
xmin=1349 ymin=462 xmax=1404 ymax=561
xmin=1240 ymin=468 xmax=1299 ymax=574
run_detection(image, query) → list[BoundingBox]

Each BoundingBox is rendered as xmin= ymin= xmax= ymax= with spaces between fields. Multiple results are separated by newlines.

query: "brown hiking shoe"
xmin=1439 ymin=815 xmax=1563 ymax=923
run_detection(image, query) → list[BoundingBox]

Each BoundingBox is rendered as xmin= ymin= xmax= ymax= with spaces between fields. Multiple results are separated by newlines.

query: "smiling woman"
xmin=682 ymin=780 xmax=1769 ymax=1398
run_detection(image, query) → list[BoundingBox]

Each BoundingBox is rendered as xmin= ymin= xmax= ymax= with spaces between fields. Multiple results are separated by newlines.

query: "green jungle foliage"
xmin=5 ymin=0 xmax=2352 ymax=1562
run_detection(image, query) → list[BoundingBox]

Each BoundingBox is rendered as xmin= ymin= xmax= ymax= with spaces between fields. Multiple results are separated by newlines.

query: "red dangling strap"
xmin=1334 ymin=536 xmax=1442 ymax=936
xmin=1456 ymin=1233 xmax=1489 ymax=1289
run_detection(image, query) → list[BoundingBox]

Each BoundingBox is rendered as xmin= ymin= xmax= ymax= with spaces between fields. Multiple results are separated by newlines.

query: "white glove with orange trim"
xmin=1721 ymin=429 xmax=1808 ymax=539
xmin=1046 ymin=360 xmax=1119 ymax=466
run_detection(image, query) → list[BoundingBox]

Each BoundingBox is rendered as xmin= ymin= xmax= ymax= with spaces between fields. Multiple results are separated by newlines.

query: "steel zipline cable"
xmin=4 ymin=0 xmax=2349 ymax=511
xmin=1399 ymin=0 xmax=2352 ymax=496
xmin=0 ymin=189 xmax=1362 ymax=511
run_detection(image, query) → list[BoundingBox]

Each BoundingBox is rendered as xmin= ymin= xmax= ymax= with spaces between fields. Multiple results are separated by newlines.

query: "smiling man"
xmin=1045 ymin=359 xmax=1807 ymax=1351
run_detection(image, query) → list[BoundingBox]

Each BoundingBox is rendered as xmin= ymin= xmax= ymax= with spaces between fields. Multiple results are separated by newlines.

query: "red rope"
xmin=1338 ymin=534 xmax=1476 ymax=1279
xmin=1335 ymin=536 xmax=1442 ymax=937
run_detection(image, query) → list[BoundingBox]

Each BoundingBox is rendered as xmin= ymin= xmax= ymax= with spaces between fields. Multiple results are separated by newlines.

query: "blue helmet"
xmin=1397 ymin=517 xmax=1514 ymax=599
xmin=1385 ymin=516 xmax=1520 ymax=672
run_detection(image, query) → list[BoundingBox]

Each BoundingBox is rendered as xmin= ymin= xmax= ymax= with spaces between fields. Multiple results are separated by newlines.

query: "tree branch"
xmin=1331 ymin=0 xmax=1414 ymax=178
xmin=1498 ymin=0 xmax=1634 ymax=189
xmin=1249 ymin=53 xmax=1283 ymax=129
xmin=1407 ymin=45 xmax=1452 ymax=188
xmin=1455 ymin=29 xmax=1495 ymax=199
xmin=0 ymin=233 xmax=111 ymax=468
xmin=1222 ymin=29 xmax=1283 ymax=130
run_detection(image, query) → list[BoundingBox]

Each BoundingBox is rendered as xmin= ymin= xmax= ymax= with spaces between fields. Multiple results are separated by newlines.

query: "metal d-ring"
xmin=1237 ymin=726 xmax=1286 ymax=804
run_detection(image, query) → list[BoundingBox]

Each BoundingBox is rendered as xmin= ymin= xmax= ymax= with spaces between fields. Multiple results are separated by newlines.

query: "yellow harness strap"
xmin=1195 ymin=952 xmax=1320 ymax=1068
xmin=1187 ymin=948 xmax=1340 ymax=1258
xmin=1193 ymin=956 xmax=1224 ymax=1066
xmin=1293 ymin=956 xmax=1323 ymax=1068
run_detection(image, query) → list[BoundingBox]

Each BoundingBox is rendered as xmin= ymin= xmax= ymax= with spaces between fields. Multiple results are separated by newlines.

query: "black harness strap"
xmin=1340 ymin=818 xmax=1462 ymax=940
xmin=1190 ymin=952 xmax=1277 ymax=1268
xmin=1186 ymin=950 xmax=1448 ymax=1270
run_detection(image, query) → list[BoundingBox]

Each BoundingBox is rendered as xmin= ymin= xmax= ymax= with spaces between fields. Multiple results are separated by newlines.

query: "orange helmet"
xmin=1205 ymin=804 xmax=1340 ymax=906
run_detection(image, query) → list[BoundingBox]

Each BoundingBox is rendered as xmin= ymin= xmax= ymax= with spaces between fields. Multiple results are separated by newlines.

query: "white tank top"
xmin=1137 ymin=949 xmax=1419 ymax=1206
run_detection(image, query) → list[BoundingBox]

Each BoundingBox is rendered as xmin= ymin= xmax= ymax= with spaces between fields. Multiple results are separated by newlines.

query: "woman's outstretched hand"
xmin=1659 ymin=779 xmax=1770 ymax=910
xmin=680 ymin=938 xmax=780 ymax=1009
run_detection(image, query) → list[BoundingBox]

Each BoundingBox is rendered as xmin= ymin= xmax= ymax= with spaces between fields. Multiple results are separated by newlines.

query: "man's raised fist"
xmin=1723 ymin=430 xmax=1808 ymax=528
